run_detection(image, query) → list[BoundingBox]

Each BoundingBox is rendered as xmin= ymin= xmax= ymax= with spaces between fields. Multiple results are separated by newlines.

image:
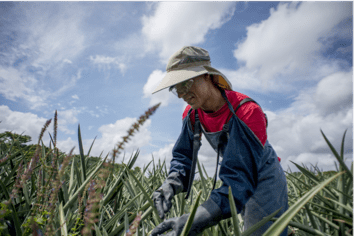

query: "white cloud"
xmin=143 ymin=70 xmax=175 ymax=107
xmin=336 ymin=46 xmax=352 ymax=55
xmin=53 ymin=69 xmax=82 ymax=97
xmin=72 ymin=95 xmax=79 ymax=100
xmin=0 ymin=3 xmax=87 ymax=111
xmin=267 ymin=71 xmax=353 ymax=171
xmin=57 ymin=137 xmax=77 ymax=155
xmin=20 ymin=3 xmax=87 ymax=68
xmin=90 ymin=55 xmax=127 ymax=75
xmin=313 ymin=71 xmax=353 ymax=116
xmin=0 ymin=106 xmax=80 ymax=144
xmin=57 ymin=109 xmax=79 ymax=124
xmin=0 ymin=67 xmax=48 ymax=109
xmin=0 ymin=105 xmax=52 ymax=144
xmin=95 ymin=105 xmax=109 ymax=117
xmin=55 ymin=116 xmax=154 ymax=162
xmin=142 ymin=2 xmax=236 ymax=61
xmin=0 ymin=66 xmax=82 ymax=110
xmin=87 ymin=117 xmax=152 ymax=159
xmin=148 ymin=142 xmax=175 ymax=170
xmin=232 ymin=2 xmax=352 ymax=90
xmin=56 ymin=109 xmax=80 ymax=135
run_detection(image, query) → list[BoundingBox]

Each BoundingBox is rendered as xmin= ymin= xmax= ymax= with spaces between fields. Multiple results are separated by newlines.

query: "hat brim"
xmin=152 ymin=65 xmax=232 ymax=94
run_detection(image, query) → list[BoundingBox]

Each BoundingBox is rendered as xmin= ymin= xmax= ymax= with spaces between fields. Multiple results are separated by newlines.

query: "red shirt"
xmin=182 ymin=90 xmax=267 ymax=146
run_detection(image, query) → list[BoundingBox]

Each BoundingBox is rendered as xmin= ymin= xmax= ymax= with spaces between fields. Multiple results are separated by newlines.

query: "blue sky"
xmin=0 ymin=1 xmax=352 ymax=175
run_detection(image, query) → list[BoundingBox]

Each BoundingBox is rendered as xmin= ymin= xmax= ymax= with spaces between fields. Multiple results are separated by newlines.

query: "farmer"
xmin=151 ymin=46 xmax=288 ymax=236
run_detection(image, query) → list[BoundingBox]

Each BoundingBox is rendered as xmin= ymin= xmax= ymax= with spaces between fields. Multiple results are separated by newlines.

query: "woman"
xmin=151 ymin=46 xmax=288 ymax=236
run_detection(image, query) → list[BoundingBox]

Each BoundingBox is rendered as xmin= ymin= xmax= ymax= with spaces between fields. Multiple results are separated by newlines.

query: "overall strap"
xmin=220 ymin=89 xmax=268 ymax=128
xmin=212 ymin=123 xmax=229 ymax=190
xmin=235 ymin=97 xmax=256 ymax=113
xmin=236 ymin=97 xmax=268 ymax=128
xmin=185 ymin=110 xmax=201 ymax=199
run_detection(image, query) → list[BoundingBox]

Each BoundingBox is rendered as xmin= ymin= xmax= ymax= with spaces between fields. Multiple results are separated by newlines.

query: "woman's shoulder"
xmin=225 ymin=90 xmax=249 ymax=104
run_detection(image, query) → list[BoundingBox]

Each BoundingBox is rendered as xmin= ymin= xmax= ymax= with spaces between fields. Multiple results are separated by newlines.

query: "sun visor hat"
xmin=152 ymin=46 xmax=232 ymax=94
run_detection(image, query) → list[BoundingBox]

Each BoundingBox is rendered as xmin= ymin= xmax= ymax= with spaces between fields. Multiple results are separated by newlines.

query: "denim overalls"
xmin=169 ymin=91 xmax=288 ymax=236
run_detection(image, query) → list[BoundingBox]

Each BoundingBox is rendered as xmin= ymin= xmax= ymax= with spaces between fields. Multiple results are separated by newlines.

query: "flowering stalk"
xmin=81 ymin=180 xmax=100 ymax=236
xmin=44 ymin=149 xmax=74 ymax=234
xmin=54 ymin=110 xmax=58 ymax=148
xmin=126 ymin=211 xmax=143 ymax=236
xmin=82 ymin=161 xmax=111 ymax=236
xmin=0 ymin=154 xmax=9 ymax=165
xmin=9 ymin=161 xmax=24 ymax=204
xmin=112 ymin=103 xmax=161 ymax=160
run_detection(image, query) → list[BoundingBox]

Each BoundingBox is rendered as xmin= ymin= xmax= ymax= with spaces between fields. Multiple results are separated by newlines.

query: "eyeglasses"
xmin=169 ymin=79 xmax=194 ymax=96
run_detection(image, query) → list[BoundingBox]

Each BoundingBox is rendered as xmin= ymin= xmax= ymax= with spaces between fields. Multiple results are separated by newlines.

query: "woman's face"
xmin=178 ymin=75 xmax=211 ymax=110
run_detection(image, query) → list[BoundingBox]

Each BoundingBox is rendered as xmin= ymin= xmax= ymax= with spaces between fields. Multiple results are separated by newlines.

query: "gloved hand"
xmin=151 ymin=198 xmax=222 ymax=236
xmin=153 ymin=172 xmax=184 ymax=219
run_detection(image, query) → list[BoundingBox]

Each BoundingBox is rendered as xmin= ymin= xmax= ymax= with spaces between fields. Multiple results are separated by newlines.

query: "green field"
xmin=0 ymin=107 xmax=352 ymax=236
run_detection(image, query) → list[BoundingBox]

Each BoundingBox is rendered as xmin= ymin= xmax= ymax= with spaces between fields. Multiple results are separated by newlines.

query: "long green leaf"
xmin=291 ymin=161 xmax=338 ymax=199
xmin=288 ymin=173 xmax=335 ymax=208
xmin=180 ymin=190 xmax=202 ymax=236
xmin=306 ymin=201 xmax=352 ymax=221
xmin=264 ymin=171 xmax=344 ymax=236
xmin=63 ymin=156 xmax=107 ymax=212
xmin=142 ymin=160 xmax=153 ymax=174
xmin=201 ymin=163 xmax=210 ymax=179
xmin=0 ymin=139 xmax=18 ymax=168
xmin=127 ymin=166 xmax=161 ymax=225
xmin=197 ymin=160 xmax=208 ymax=199
xmin=217 ymin=221 xmax=228 ymax=236
xmin=78 ymin=124 xmax=87 ymax=182
xmin=87 ymin=135 xmax=97 ymax=156
xmin=339 ymin=130 xmax=349 ymax=236
xmin=271 ymin=218 xmax=328 ymax=236
xmin=324 ymin=197 xmax=353 ymax=214
xmin=22 ymin=183 xmax=31 ymax=209
xmin=104 ymin=192 xmax=142 ymax=229
xmin=59 ymin=202 xmax=68 ymax=236
xmin=123 ymin=173 xmax=139 ymax=208
xmin=68 ymin=160 xmax=76 ymax=196
xmin=228 ymin=186 xmax=241 ymax=236
xmin=3 ymin=158 xmax=22 ymax=186
xmin=127 ymin=150 xmax=140 ymax=169
xmin=103 ymin=164 xmax=128 ymax=205
xmin=101 ymin=226 xmax=109 ymax=236
xmin=321 ymin=130 xmax=352 ymax=181
xmin=108 ymin=202 xmax=150 ymax=236
xmin=304 ymin=204 xmax=319 ymax=231
xmin=125 ymin=210 xmax=129 ymax=234
xmin=94 ymin=224 xmax=103 ymax=236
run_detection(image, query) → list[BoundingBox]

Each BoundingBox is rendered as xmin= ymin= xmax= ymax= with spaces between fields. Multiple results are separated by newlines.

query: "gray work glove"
xmin=153 ymin=172 xmax=184 ymax=220
xmin=151 ymin=198 xmax=222 ymax=236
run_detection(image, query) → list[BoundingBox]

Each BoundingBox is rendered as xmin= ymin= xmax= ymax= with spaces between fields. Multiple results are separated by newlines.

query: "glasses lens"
xmin=170 ymin=86 xmax=178 ymax=96
xmin=169 ymin=79 xmax=194 ymax=96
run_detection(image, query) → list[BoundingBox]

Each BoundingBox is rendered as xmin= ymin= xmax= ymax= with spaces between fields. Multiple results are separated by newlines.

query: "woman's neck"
xmin=201 ymin=87 xmax=226 ymax=113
